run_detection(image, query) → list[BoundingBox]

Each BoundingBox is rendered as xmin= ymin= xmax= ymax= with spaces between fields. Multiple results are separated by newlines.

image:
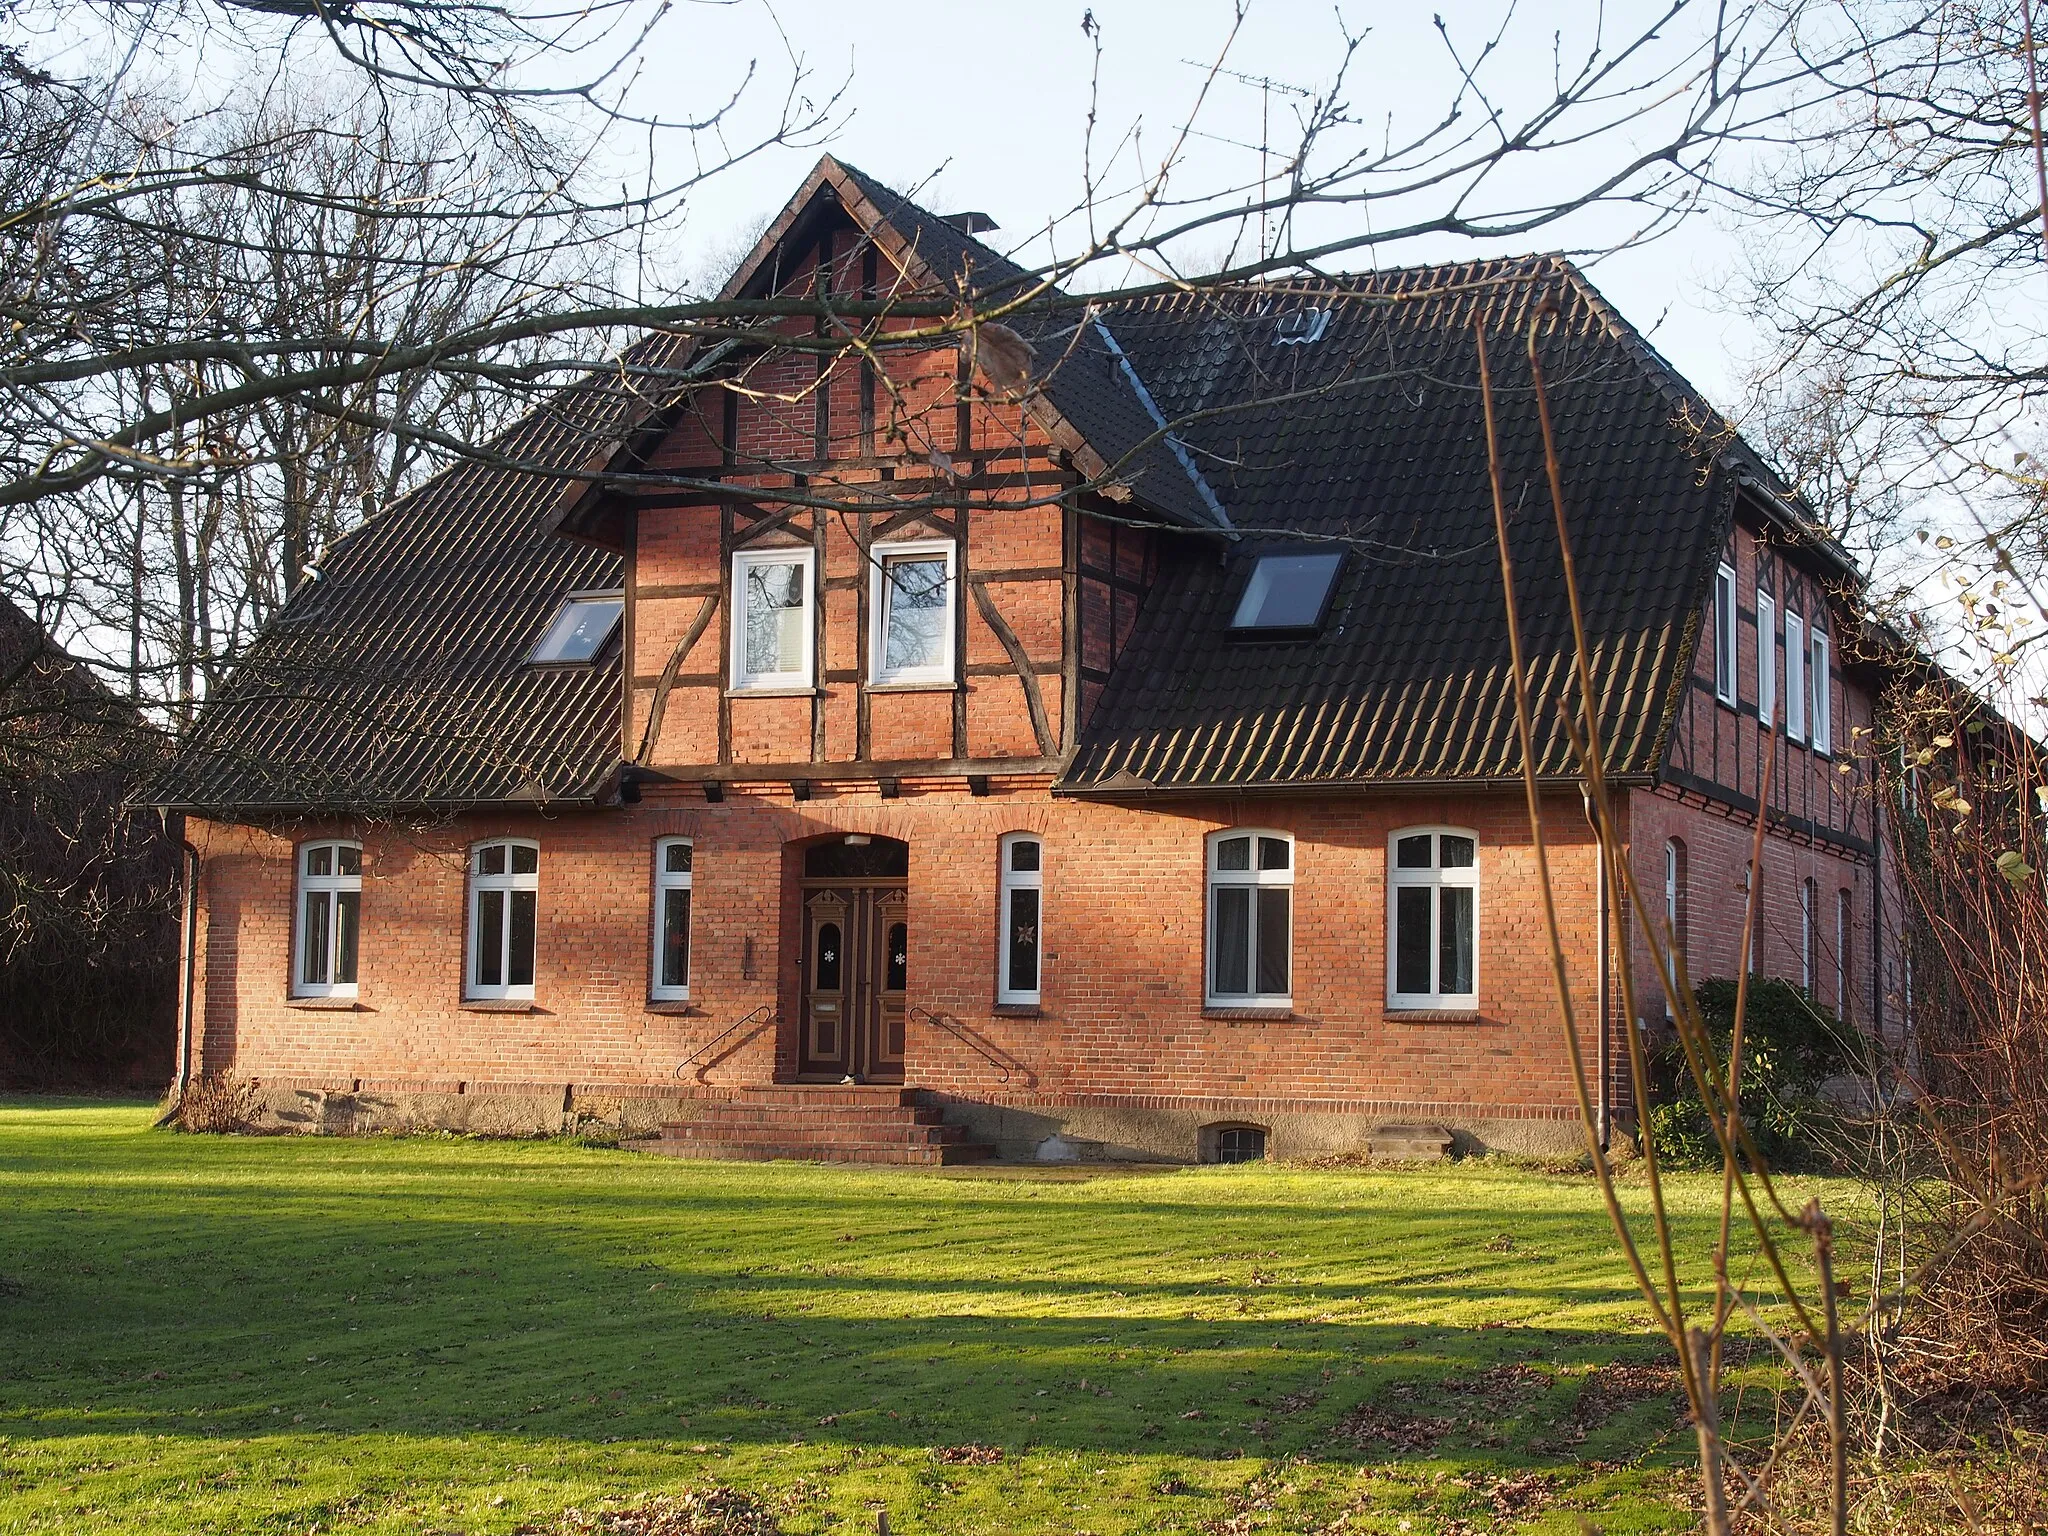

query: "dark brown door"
xmin=799 ymin=881 xmax=907 ymax=1082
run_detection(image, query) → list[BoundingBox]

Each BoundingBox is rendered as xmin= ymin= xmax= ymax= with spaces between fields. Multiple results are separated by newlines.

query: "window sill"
xmin=991 ymin=1003 xmax=1042 ymax=1017
xmin=287 ymin=996 xmax=361 ymax=1010
xmin=1203 ymin=1006 xmax=1294 ymax=1021
xmin=866 ymin=679 xmax=963 ymax=694
xmin=644 ymin=1000 xmax=699 ymax=1015
xmin=725 ymin=684 xmax=821 ymax=699
xmin=1384 ymin=1008 xmax=1481 ymax=1023
xmin=460 ymin=999 xmax=537 ymax=1013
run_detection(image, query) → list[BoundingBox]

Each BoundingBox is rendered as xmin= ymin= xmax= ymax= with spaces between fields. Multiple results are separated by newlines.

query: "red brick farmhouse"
xmin=153 ymin=157 xmax=1899 ymax=1160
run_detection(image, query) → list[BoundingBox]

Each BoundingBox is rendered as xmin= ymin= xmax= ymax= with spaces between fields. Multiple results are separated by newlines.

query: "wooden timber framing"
xmin=717 ymin=390 xmax=737 ymax=766
xmin=642 ymin=756 xmax=1066 ymax=784
xmin=951 ymin=344 xmax=970 ymax=762
xmin=969 ymin=575 xmax=1056 ymax=756
xmin=636 ymin=595 xmax=720 ymax=763
xmin=1657 ymin=502 xmax=1877 ymax=863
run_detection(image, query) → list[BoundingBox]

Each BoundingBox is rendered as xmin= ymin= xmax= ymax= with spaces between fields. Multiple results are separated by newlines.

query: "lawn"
xmin=0 ymin=1099 xmax=1841 ymax=1535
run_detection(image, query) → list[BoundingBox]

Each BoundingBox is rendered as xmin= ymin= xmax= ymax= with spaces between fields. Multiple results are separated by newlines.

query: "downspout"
xmin=1870 ymin=806 xmax=1884 ymax=1043
xmin=155 ymin=837 xmax=200 ymax=1126
xmin=1587 ymin=792 xmax=1611 ymax=1150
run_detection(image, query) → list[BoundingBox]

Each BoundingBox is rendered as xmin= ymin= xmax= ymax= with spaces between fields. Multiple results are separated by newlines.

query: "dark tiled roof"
xmin=1059 ymin=257 xmax=1747 ymax=793
xmin=828 ymin=161 xmax=1226 ymax=531
xmin=149 ymin=339 xmax=691 ymax=814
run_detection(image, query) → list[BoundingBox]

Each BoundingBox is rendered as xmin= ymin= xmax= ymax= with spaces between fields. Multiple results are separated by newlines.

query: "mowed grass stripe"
xmin=0 ymin=1099 xmax=1838 ymax=1534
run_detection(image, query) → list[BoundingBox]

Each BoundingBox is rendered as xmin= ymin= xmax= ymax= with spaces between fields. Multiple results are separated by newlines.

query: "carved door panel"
xmin=800 ymin=890 xmax=851 ymax=1078
xmin=797 ymin=884 xmax=907 ymax=1082
xmin=869 ymin=889 xmax=907 ymax=1082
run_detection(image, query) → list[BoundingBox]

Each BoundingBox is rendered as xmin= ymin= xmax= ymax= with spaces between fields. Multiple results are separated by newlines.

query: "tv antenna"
xmin=1182 ymin=61 xmax=1312 ymax=259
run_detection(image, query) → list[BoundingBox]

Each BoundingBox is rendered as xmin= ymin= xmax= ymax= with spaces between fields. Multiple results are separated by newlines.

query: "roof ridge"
xmin=822 ymin=156 xmax=1041 ymax=296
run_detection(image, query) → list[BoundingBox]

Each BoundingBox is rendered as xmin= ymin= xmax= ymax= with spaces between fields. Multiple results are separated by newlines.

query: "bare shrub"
xmin=174 ymin=1074 xmax=263 ymax=1135
xmin=1881 ymin=681 xmax=2048 ymax=1398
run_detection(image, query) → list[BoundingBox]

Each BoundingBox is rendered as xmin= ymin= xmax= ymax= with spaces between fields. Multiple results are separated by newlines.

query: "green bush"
xmin=1648 ymin=976 xmax=1858 ymax=1169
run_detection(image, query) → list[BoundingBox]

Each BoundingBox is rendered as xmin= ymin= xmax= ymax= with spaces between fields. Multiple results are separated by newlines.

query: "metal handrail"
xmin=907 ymin=1005 xmax=1013 ymax=1084
xmin=674 ymin=1005 xmax=777 ymax=1080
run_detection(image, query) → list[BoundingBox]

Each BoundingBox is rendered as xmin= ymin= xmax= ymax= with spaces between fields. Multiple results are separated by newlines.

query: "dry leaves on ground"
xmin=1484 ymin=1471 xmax=1558 ymax=1517
xmin=523 ymin=1487 xmax=781 ymax=1536
xmin=933 ymin=1443 xmax=1004 ymax=1465
xmin=1334 ymin=1362 xmax=1551 ymax=1453
xmin=1572 ymin=1359 xmax=1682 ymax=1429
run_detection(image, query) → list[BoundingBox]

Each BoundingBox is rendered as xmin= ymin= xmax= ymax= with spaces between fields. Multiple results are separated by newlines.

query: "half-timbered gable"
xmin=559 ymin=159 xmax=1195 ymax=790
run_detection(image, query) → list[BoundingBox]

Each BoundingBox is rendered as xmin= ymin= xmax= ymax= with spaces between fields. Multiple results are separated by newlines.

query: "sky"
xmin=637 ymin=0 xmax=1768 ymax=412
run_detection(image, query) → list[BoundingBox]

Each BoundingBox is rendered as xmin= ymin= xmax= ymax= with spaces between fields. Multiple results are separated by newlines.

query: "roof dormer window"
xmin=528 ymin=593 xmax=623 ymax=664
xmin=1230 ymin=550 xmax=1344 ymax=634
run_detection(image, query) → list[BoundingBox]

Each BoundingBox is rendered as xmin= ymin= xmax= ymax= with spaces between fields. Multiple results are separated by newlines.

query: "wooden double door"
xmin=797 ymin=880 xmax=907 ymax=1082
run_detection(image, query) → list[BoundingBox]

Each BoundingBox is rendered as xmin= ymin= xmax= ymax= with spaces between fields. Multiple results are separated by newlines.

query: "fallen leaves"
xmin=1573 ymin=1359 xmax=1683 ymax=1429
xmin=932 ymin=1443 xmax=1003 ymax=1465
xmin=523 ymin=1486 xmax=780 ymax=1536
xmin=1334 ymin=1362 xmax=1553 ymax=1452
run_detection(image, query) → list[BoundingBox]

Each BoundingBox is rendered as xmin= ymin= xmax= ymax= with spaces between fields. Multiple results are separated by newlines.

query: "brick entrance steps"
xmin=625 ymin=1085 xmax=994 ymax=1166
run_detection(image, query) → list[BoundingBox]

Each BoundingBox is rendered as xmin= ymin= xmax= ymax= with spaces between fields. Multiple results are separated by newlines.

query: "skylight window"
xmin=1230 ymin=551 xmax=1344 ymax=633
xmin=529 ymin=593 xmax=623 ymax=664
xmin=1272 ymin=308 xmax=1330 ymax=346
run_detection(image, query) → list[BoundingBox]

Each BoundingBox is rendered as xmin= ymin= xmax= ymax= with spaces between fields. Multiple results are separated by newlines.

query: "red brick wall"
xmin=1635 ymin=506 xmax=1899 ymax=1037
xmin=1664 ymin=515 xmax=1881 ymax=852
xmin=1627 ymin=786 xmax=1891 ymax=1033
xmin=188 ymin=786 xmax=1628 ymax=1126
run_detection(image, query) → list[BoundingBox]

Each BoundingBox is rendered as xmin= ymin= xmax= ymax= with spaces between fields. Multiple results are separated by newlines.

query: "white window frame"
xmin=1714 ymin=563 xmax=1738 ymax=706
xmin=1785 ymin=610 xmax=1807 ymax=744
xmin=1810 ymin=628 xmax=1832 ymax=755
xmin=1800 ymin=877 xmax=1816 ymax=994
xmin=1663 ymin=837 xmax=1687 ymax=1012
xmin=1387 ymin=826 xmax=1481 ymax=1011
xmin=293 ymin=840 xmax=361 ymax=998
xmin=996 ymin=833 xmax=1044 ymax=1006
xmin=1756 ymin=589 xmax=1777 ymax=728
xmin=728 ymin=546 xmax=817 ymax=692
xmin=1743 ymin=866 xmax=1757 ymax=973
xmin=867 ymin=538 xmax=957 ymax=687
xmin=650 ymin=837 xmax=693 ymax=1002
xmin=1205 ymin=829 xmax=1294 ymax=1009
xmin=467 ymin=838 xmax=539 ymax=1001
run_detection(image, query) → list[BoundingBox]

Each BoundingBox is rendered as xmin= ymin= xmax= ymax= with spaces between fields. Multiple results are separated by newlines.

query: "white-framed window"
xmin=294 ymin=840 xmax=361 ymax=997
xmin=729 ymin=546 xmax=816 ymax=690
xmin=996 ymin=833 xmax=1043 ymax=1005
xmin=1835 ymin=888 xmax=1851 ymax=1016
xmin=1756 ymin=589 xmax=1777 ymax=728
xmin=1800 ymin=876 xmax=1817 ymax=994
xmin=1388 ymin=828 xmax=1479 ymax=1010
xmin=868 ymin=538 xmax=956 ymax=686
xmin=468 ymin=839 xmax=538 ymax=1000
xmin=651 ymin=837 xmax=693 ymax=1001
xmin=1785 ymin=611 xmax=1807 ymax=744
xmin=1743 ymin=866 xmax=1757 ymax=973
xmin=1714 ymin=562 xmax=1738 ymax=706
xmin=1206 ymin=830 xmax=1292 ymax=1007
xmin=1810 ymin=628 xmax=1832 ymax=755
xmin=1663 ymin=837 xmax=1688 ymax=1011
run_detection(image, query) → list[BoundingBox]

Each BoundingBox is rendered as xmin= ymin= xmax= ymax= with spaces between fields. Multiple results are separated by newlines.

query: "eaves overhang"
xmin=1053 ymin=772 xmax=1657 ymax=801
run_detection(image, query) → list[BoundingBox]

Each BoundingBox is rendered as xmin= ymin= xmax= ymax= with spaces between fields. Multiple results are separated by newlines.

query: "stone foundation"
xmin=225 ymin=1079 xmax=1592 ymax=1159
xmin=924 ymin=1095 xmax=1585 ymax=1162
